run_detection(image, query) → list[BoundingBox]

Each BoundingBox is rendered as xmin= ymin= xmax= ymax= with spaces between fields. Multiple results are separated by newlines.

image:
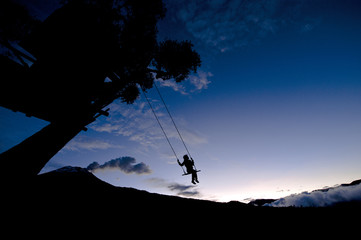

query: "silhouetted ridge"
xmin=248 ymin=199 xmax=277 ymax=207
xmin=32 ymin=166 xmax=250 ymax=212
xmin=36 ymin=166 xmax=113 ymax=190
xmin=5 ymin=166 xmax=358 ymax=232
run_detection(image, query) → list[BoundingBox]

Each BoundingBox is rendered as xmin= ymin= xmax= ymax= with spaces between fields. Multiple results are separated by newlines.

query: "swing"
xmin=182 ymin=170 xmax=201 ymax=176
xmin=142 ymin=83 xmax=201 ymax=176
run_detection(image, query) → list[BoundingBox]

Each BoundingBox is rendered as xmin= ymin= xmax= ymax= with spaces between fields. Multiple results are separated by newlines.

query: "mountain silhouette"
xmin=4 ymin=165 xmax=359 ymax=236
xmin=28 ymin=166 xmax=361 ymax=210
xmin=32 ymin=166 xmax=249 ymax=212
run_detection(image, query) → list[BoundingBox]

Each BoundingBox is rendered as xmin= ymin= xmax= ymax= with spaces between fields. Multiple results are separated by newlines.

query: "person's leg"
xmin=194 ymin=172 xmax=199 ymax=183
xmin=191 ymin=172 xmax=196 ymax=184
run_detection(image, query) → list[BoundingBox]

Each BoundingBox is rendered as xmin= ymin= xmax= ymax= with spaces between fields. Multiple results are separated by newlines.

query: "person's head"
xmin=183 ymin=155 xmax=189 ymax=160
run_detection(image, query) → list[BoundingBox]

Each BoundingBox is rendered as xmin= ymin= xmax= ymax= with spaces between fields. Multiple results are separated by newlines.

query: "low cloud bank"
xmin=148 ymin=178 xmax=201 ymax=198
xmin=266 ymin=183 xmax=361 ymax=207
xmin=87 ymin=156 xmax=152 ymax=175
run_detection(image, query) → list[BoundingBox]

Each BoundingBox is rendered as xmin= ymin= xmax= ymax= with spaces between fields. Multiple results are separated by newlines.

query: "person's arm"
xmin=177 ymin=159 xmax=184 ymax=166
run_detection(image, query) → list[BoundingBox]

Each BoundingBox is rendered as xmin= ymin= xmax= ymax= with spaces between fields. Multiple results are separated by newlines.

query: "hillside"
xmin=31 ymin=166 xmax=250 ymax=212
xmin=28 ymin=166 xmax=361 ymax=210
xmin=5 ymin=166 xmax=359 ymax=234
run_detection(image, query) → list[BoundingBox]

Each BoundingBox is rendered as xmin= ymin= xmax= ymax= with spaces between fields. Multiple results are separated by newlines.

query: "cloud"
xmin=266 ymin=183 xmax=361 ymax=207
xmin=165 ymin=0 xmax=320 ymax=53
xmin=90 ymin=101 xmax=164 ymax=148
xmin=148 ymin=177 xmax=201 ymax=198
xmin=156 ymin=79 xmax=188 ymax=95
xmin=87 ymin=156 xmax=152 ymax=175
xmin=90 ymin=101 xmax=207 ymax=149
xmin=189 ymin=71 xmax=212 ymax=91
xmin=168 ymin=183 xmax=201 ymax=197
xmin=300 ymin=18 xmax=322 ymax=33
xmin=63 ymin=137 xmax=123 ymax=151
xmin=155 ymin=70 xmax=212 ymax=94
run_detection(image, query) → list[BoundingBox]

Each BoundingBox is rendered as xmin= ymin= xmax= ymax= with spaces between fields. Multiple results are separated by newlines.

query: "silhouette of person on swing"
xmin=178 ymin=155 xmax=199 ymax=184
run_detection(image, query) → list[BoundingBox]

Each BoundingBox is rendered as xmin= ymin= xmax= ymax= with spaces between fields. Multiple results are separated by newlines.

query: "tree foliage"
xmin=0 ymin=0 xmax=40 ymax=43
xmin=1 ymin=0 xmax=201 ymax=121
xmin=153 ymin=40 xmax=201 ymax=83
xmin=0 ymin=0 xmax=202 ymax=177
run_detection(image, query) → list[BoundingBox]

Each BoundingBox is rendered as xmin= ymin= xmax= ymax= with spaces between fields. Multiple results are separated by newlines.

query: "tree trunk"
xmin=0 ymin=121 xmax=83 ymax=181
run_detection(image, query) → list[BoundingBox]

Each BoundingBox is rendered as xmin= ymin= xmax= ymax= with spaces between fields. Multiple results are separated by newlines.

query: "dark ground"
xmin=3 ymin=166 xmax=360 ymax=237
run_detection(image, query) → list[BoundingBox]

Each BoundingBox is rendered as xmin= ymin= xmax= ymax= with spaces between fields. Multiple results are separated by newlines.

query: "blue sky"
xmin=1 ymin=0 xmax=361 ymax=202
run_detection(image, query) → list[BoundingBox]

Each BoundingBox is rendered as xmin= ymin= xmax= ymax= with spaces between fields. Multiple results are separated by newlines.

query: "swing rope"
xmin=153 ymin=83 xmax=193 ymax=160
xmin=142 ymin=89 xmax=186 ymax=174
xmin=153 ymin=83 xmax=198 ymax=171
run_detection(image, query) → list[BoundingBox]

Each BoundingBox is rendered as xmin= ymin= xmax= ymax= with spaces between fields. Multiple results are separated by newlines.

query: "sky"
xmin=1 ymin=0 xmax=361 ymax=202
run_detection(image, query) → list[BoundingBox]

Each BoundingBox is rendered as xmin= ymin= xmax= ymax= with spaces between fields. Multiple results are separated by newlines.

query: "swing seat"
xmin=182 ymin=170 xmax=201 ymax=176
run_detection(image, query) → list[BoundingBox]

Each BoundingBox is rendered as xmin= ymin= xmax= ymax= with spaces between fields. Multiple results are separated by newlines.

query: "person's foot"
xmin=192 ymin=181 xmax=196 ymax=184
xmin=195 ymin=179 xmax=199 ymax=183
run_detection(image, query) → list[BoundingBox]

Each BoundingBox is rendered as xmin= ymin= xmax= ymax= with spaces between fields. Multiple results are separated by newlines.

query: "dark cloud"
xmin=148 ymin=178 xmax=201 ymax=198
xmin=87 ymin=156 xmax=152 ymax=175
xmin=164 ymin=0 xmax=320 ymax=53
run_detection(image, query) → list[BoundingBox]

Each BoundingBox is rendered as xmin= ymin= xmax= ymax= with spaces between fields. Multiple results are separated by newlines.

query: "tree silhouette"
xmin=0 ymin=0 xmax=201 ymax=179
